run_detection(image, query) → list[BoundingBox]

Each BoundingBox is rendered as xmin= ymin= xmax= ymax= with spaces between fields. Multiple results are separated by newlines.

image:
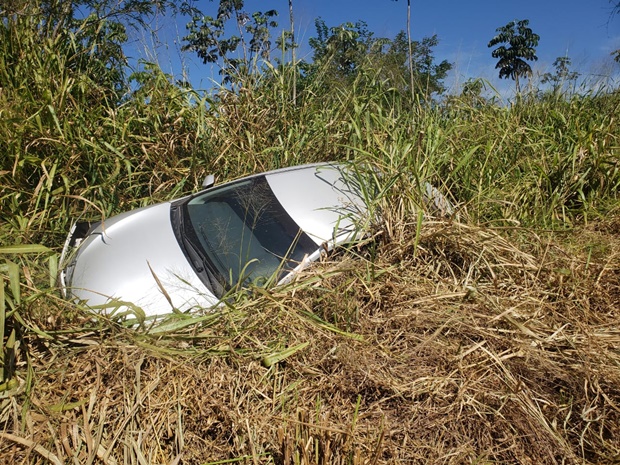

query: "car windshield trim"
xmin=175 ymin=176 xmax=318 ymax=297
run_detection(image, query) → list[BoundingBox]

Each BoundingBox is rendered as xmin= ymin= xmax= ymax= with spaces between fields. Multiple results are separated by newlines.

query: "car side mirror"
xmin=202 ymin=174 xmax=215 ymax=189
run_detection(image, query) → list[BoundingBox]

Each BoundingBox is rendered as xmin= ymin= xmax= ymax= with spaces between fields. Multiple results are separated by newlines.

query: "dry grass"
xmin=1 ymin=214 xmax=619 ymax=464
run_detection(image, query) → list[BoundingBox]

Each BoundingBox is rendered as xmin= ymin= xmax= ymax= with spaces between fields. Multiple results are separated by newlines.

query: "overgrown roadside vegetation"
xmin=1 ymin=1 xmax=620 ymax=463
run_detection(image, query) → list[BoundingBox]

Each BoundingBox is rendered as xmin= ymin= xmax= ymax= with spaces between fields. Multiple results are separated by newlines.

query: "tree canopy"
xmin=182 ymin=0 xmax=282 ymax=84
xmin=302 ymin=19 xmax=452 ymax=100
xmin=488 ymin=19 xmax=540 ymax=93
xmin=541 ymin=56 xmax=580 ymax=96
xmin=181 ymin=5 xmax=452 ymax=101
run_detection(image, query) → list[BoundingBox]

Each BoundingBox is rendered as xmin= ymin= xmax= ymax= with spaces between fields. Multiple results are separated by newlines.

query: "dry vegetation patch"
xmin=1 ymin=218 xmax=620 ymax=464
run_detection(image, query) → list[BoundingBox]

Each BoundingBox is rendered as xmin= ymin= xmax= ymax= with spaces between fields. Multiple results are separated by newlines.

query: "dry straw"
xmin=2 ymin=215 xmax=619 ymax=464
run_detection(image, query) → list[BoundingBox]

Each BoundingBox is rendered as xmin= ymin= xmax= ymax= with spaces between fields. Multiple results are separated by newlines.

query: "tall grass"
xmin=440 ymin=91 xmax=620 ymax=226
xmin=2 ymin=40 xmax=618 ymax=242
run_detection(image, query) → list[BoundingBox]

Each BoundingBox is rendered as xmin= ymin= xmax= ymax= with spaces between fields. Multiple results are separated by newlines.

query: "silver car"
xmin=59 ymin=163 xmax=367 ymax=318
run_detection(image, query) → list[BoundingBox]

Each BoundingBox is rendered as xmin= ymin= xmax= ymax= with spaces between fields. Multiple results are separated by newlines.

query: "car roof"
xmin=195 ymin=163 xmax=366 ymax=246
xmin=265 ymin=163 xmax=365 ymax=245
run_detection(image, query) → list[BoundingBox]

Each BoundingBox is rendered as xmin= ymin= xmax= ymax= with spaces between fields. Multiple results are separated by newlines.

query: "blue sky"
xmin=139 ymin=0 xmax=620 ymax=94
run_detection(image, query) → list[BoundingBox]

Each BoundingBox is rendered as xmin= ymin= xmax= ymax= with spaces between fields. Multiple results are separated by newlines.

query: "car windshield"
xmin=183 ymin=176 xmax=318 ymax=293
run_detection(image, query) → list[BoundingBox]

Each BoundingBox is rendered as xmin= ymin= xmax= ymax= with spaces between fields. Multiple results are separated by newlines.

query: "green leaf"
xmin=262 ymin=341 xmax=309 ymax=367
xmin=48 ymin=254 xmax=58 ymax=289
xmin=7 ymin=261 xmax=20 ymax=307
xmin=0 ymin=245 xmax=51 ymax=255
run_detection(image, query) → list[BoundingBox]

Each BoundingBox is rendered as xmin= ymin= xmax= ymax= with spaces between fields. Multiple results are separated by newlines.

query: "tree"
xmin=371 ymin=32 xmax=452 ymax=98
xmin=306 ymin=19 xmax=373 ymax=79
xmin=182 ymin=1 xmax=280 ymax=84
xmin=303 ymin=19 xmax=451 ymax=100
xmin=541 ymin=56 xmax=580 ymax=96
xmin=488 ymin=19 xmax=540 ymax=93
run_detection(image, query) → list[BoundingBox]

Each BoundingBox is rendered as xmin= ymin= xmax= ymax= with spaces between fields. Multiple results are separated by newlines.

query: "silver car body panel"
xmin=266 ymin=164 xmax=364 ymax=245
xmin=63 ymin=202 xmax=220 ymax=316
xmin=60 ymin=163 xmax=366 ymax=318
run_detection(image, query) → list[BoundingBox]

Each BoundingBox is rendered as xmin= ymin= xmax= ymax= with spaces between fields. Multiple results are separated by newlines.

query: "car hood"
xmin=63 ymin=202 xmax=218 ymax=318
